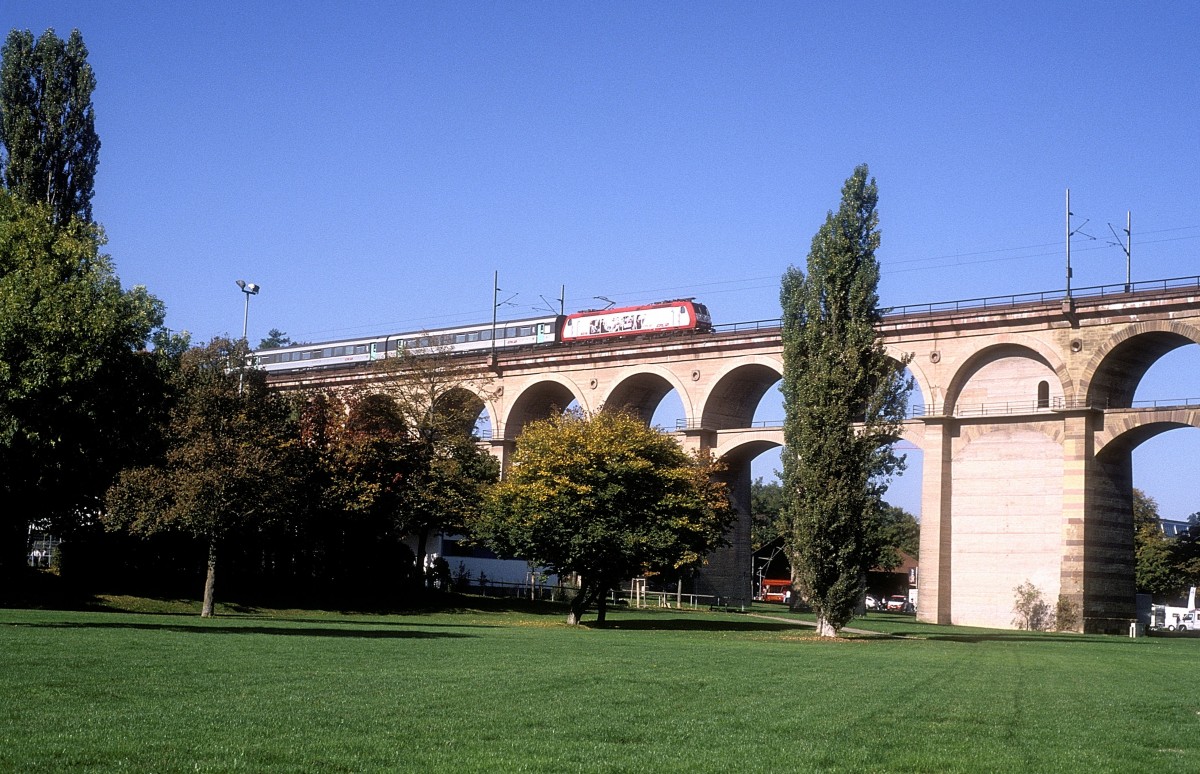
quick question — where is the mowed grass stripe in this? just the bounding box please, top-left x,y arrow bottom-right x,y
2,605 -> 1198,772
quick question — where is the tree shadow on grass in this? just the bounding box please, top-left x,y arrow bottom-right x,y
591,616 -> 808,633
11,620 -> 476,640
888,631 -> 1121,644
235,615 -> 501,630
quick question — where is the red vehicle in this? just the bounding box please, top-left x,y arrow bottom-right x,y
759,579 -> 792,603
562,299 -> 712,342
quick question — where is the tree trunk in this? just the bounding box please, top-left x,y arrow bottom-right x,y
567,578 -> 598,625
816,614 -> 838,638
567,587 -> 588,625
416,526 -> 430,588
201,538 -> 217,618
595,593 -> 608,625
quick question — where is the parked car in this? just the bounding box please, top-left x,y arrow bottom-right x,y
865,595 -> 881,611
886,595 -> 914,613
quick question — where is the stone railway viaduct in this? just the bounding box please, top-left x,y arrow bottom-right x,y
270,278 -> 1200,633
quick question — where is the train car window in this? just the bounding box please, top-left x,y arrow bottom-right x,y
518,326 -> 532,337
481,329 -> 492,341
467,331 -> 480,342
355,345 -> 367,355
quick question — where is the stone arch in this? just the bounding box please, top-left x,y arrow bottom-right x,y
884,345 -> 933,412
699,357 -> 783,430
956,418 -> 1066,449
1080,321 -> 1200,408
944,339 -> 1071,415
433,385 -> 488,438
345,392 -> 405,435
700,435 -> 784,606
499,375 -> 587,439
1079,413 -> 1200,628
1096,409 -> 1200,457
601,365 -> 695,426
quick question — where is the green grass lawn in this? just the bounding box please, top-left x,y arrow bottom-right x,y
2,598 -> 1198,773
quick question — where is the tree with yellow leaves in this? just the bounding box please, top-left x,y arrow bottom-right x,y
472,409 -> 734,625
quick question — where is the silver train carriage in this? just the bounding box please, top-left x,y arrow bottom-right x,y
253,314 -> 563,373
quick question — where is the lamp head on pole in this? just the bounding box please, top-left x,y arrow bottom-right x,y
236,279 -> 260,295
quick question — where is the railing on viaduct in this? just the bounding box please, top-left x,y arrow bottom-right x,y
711,275 -> 1200,333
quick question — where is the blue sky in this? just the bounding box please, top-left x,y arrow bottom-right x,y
7,2 -> 1199,518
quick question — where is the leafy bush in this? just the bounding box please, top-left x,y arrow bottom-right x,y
1013,581 -> 1054,631
1054,594 -> 1080,632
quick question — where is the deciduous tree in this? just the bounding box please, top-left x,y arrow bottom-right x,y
104,338 -> 304,616
779,164 -> 910,636
751,477 -> 785,551
473,409 -> 735,625
361,345 -> 500,578
0,192 -> 164,577
1,28 -> 100,224
872,504 -> 920,570
1133,488 -> 1181,597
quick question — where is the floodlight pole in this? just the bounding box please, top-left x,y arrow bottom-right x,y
235,279 -> 260,392
236,279 -> 260,342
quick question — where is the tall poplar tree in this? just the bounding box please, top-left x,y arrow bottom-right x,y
0,28 -> 100,224
780,164 -> 910,637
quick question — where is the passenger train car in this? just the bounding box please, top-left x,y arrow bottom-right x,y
252,300 -> 710,374
253,315 -> 560,373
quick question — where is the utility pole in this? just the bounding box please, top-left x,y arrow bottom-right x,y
1124,211 -> 1132,291
491,270 -> 498,364
1106,211 -> 1133,292
490,272 -> 517,367
1065,189 -> 1073,299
